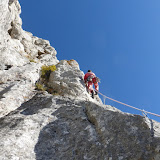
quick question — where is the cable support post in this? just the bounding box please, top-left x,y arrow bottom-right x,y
142,109 -> 150,119
103,97 -> 106,105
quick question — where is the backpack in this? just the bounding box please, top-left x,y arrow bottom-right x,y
95,77 -> 100,83
87,75 -> 94,82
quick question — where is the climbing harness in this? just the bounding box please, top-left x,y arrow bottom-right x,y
87,75 -> 94,82
94,89 -> 160,118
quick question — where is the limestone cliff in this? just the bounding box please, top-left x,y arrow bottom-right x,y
0,0 -> 58,118
0,0 -> 160,160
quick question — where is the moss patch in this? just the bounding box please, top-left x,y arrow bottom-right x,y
35,83 -> 46,91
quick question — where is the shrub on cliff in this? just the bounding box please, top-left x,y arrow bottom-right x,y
36,65 -> 56,91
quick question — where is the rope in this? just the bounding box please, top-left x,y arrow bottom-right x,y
94,89 -> 160,118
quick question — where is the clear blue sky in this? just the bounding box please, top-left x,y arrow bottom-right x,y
19,0 -> 160,121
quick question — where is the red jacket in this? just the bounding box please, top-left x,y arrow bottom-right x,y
84,72 -> 96,83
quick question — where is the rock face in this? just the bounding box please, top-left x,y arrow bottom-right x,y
1,93 -> 160,160
48,60 -> 88,97
0,0 -> 58,69
0,0 -> 58,118
0,0 -> 160,160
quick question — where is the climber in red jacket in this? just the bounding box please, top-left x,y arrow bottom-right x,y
84,70 -> 100,98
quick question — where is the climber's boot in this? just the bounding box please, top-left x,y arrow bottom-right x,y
91,91 -> 94,99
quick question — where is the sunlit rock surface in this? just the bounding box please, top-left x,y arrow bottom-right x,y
0,93 -> 160,160
0,0 -> 58,117
0,0 -> 160,160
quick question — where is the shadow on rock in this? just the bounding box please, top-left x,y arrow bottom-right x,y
18,93 -> 53,115
34,99 -> 160,160
0,84 -> 15,99
34,100 -> 104,160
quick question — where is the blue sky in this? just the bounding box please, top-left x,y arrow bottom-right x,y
19,0 -> 160,121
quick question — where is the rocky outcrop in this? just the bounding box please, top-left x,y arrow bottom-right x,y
0,0 -> 58,69
0,0 -> 58,117
1,0 -> 160,160
0,92 -> 160,160
48,60 -> 90,97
